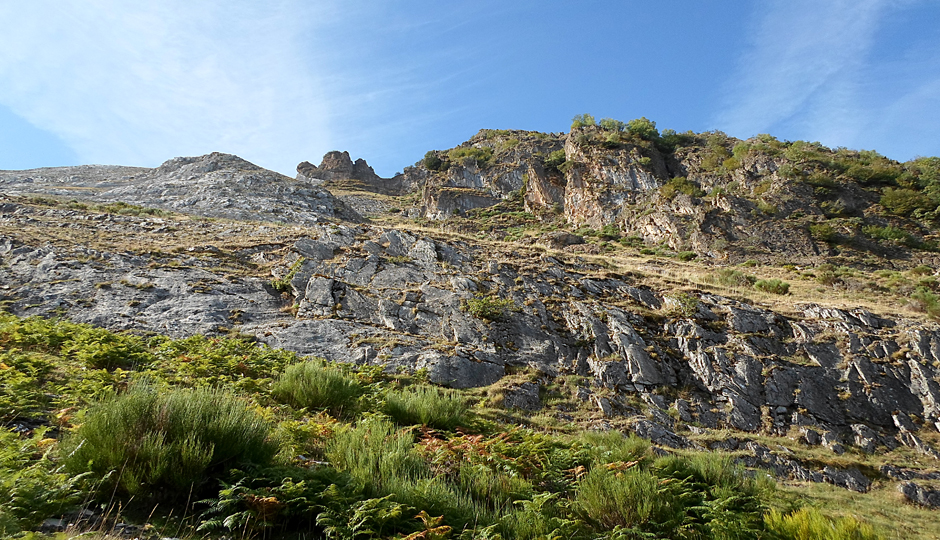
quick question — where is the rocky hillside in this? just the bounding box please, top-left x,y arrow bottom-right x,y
4,123 -> 940,535
0,152 -> 359,224
381,123 -> 940,269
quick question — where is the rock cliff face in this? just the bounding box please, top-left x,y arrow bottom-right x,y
297,151 -> 407,195
4,132 -> 940,491
391,128 -> 939,267
4,193 -> 940,467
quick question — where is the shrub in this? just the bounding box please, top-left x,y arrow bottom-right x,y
273,361 -> 363,417
543,149 -> 567,172
676,251 -> 697,262
63,385 -> 277,496
324,417 -> 427,489
323,418 -> 484,530
665,292 -> 700,318
271,257 -> 306,294
579,431 -> 651,466
598,118 -> 626,132
570,114 -> 596,130
754,279 -> 790,295
880,187 -> 936,216
756,200 -> 778,215
383,385 -> 469,430
657,129 -> 695,152
446,147 -> 494,168
764,507 -> 881,540
808,222 -> 838,243
423,151 -> 445,171
576,467 -> 686,534
465,294 -> 519,321
711,268 -> 756,288
626,117 -> 659,141
862,224 -> 918,247
660,177 -> 705,199
910,286 -> 940,319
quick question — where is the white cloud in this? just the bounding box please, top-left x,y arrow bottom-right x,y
716,0 -> 940,160
716,0 -> 888,142
0,0 -> 335,174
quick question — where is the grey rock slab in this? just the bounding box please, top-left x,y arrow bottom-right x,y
294,238 -> 336,261
502,382 -> 543,411
418,352 -> 504,388
899,482 -> 940,508
823,466 -> 871,492
630,419 -> 692,449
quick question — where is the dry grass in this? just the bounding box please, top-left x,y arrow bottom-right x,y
775,481 -> 940,540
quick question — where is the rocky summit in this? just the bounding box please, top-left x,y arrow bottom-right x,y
4,120 -> 940,537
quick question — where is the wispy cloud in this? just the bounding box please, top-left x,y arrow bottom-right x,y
0,0 -> 336,174
716,0 -> 887,141
716,0 -> 940,160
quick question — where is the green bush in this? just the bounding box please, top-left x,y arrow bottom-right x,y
764,507 -> 882,540
880,187 -> 936,216
576,466 -> 688,534
808,222 -> 838,243
570,113 -> 596,130
323,417 -> 485,530
754,279 -> 790,295
862,224 -> 919,247
598,118 -> 626,132
661,177 -> 705,199
544,149 -> 567,172
711,268 -> 757,288
665,292 -> 700,318
465,294 -> 519,321
447,146 -> 494,168
383,385 -> 469,430
657,129 -> 695,152
579,430 -> 651,466
63,386 -> 277,496
911,286 -> 940,319
423,151 -> 445,171
676,251 -> 697,262
626,117 -> 659,141
273,361 -> 363,417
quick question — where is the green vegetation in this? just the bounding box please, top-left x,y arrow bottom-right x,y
423,150 -> 445,171
544,149 -> 568,172
626,116 -> 660,141
273,360 -> 364,417
447,146 -> 494,168
809,222 -> 838,243
271,256 -> 306,294
0,311 -> 901,539
571,113 -> 597,130
754,278 -> 790,295
710,268 -> 757,288
465,294 -> 519,321
661,176 -> 705,199
763,507 -> 880,540
910,286 -> 940,319
62,385 -> 278,496
383,385 -> 470,430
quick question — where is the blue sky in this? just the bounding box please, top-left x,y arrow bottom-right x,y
1,1 -> 938,177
